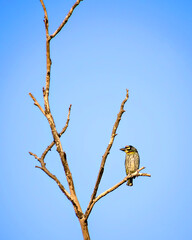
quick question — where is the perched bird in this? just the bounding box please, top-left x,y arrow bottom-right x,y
120,145 -> 140,186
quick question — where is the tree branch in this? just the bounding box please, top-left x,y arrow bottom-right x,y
39,0 -> 48,21
39,0 -> 84,220
30,1 -> 151,238
59,104 -> 72,137
29,151 -> 42,164
85,89 -> 129,219
39,0 -> 51,104
50,0 -> 84,40
85,167 -> 151,219
41,104 -> 72,161
29,151 -> 82,213
29,93 -> 45,115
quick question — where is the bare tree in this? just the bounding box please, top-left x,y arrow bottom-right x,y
29,1 -> 151,239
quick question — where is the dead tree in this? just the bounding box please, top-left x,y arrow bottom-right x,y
29,1 -> 151,239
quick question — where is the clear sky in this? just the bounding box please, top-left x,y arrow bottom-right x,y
1,0 -> 192,239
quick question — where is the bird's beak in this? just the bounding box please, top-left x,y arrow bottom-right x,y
120,148 -> 126,151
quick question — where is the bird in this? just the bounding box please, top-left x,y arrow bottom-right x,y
120,145 -> 140,186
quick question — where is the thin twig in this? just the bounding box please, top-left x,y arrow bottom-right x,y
29,151 -> 41,163
59,104 -> 72,137
85,89 -> 129,219
37,166 -> 73,202
41,104 -> 72,160
40,0 -> 51,103
50,0 -> 84,40
95,167 -> 151,202
85,167 -> 151,219
29,93 -> 45,115
29,151 -> 74,206
39,0 -> 48,20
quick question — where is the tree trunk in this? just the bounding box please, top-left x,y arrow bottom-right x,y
79,219 -> 90,240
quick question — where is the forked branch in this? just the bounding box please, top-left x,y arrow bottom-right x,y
28,151 -> 81,212
29,93 -> 45,115
36,0 -> 84,223
85,167 -> 151,219
85,89 -> 129,219
41,104 -> 72,161
30,1 -> 151,239
50,0 -> 84,39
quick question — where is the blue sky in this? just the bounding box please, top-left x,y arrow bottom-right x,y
1,0 -> 192,239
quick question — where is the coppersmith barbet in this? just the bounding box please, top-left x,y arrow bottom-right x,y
120,145 -> 140,186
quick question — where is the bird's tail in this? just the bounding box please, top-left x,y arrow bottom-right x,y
127,178 -> 133,186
